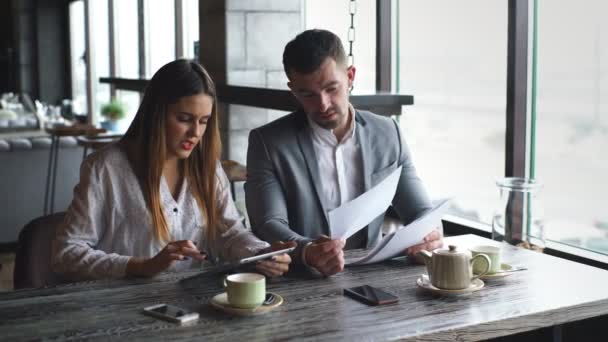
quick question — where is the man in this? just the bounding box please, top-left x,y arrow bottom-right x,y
245,29 -> 442,276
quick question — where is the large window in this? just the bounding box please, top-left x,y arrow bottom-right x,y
396,1 -> 508,224
91,0 -> 110,119
68,0 -> 87,116
534,0 -> 608,254
68,0 -> 200,126
145,0 -> 176,77
181,0 -> 199,59
114,0 -> 139,79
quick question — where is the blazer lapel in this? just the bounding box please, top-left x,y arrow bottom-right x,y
295,112 -> 330,229
354,110 -> 379,247
355,110 -> 373,192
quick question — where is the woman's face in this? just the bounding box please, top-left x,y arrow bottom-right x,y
165,93 -> 213,162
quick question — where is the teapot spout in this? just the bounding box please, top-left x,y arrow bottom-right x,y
416,250 -> 433,271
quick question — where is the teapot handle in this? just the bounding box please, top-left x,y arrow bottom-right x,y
470,253 -> 491,280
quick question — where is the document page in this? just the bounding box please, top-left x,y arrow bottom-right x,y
329,166 -> 402,240
346,199 -> 452,265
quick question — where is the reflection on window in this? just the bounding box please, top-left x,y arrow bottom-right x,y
116,90 -> 140,132
145,0 -> 175,77
115,0 -> 139,78
91,0 -> 110,121
534,0 -> 608,255
305,0 -> 376,93
182,0 -> 199,60
396,0 -> 507,224
69,0 -> 87,115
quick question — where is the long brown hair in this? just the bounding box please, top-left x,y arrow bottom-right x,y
121,59 -> 222,248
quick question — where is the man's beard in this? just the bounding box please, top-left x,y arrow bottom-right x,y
314,109 -> 344,129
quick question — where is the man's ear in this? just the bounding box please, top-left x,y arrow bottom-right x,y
346,65 -> 356,88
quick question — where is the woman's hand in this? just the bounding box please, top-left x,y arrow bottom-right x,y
127,240 -> 206,277
254,241 -> 297,277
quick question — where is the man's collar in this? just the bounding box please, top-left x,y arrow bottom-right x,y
306,104 -> 357,144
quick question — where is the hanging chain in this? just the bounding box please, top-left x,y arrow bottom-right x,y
347,0 -> 356,67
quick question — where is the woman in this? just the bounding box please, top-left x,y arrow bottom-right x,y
52,60 -> 294,281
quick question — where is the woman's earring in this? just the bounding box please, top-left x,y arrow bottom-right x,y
349,84 -> 354,93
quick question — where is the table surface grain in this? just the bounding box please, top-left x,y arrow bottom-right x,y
1,234 -> 608,341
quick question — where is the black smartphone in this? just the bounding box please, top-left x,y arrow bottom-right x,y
343,285 -> 399,306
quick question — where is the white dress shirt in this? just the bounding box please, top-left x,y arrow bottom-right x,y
307,106 -> 366,248
52,143 -> 269,281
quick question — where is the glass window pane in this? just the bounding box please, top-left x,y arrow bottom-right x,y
115,0 -> 139,78
145,0 -> 176,77
182,0 -> 199,60
396,1 -> 507,223
305,0 -> 376,93
69,0 -> 87,116
116,90 -> 140,132
91,0 -> 110,121
535,0 -> 608,254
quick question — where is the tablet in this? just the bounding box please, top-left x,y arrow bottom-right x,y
238,247 -> 296,265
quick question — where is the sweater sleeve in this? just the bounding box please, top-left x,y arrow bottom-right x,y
210,163 -> 270,263
51,158 -> 131,281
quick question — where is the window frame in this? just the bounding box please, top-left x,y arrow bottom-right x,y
70,0 -> 188,124
74,0 -> 608,268
383,0 -> 608,266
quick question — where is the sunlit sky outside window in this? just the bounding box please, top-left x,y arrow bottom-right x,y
91,0 -> 110,121
145,0 -> 175,77
535,0 -> 608,253
69,0 -> 86,116
182,0 -> 199,59
115,0 -> 139,79
396,0 -> 507,225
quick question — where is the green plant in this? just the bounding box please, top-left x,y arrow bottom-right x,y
101,100 -> 126,121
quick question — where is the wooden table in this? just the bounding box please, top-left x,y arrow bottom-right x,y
1,234 -> 608,341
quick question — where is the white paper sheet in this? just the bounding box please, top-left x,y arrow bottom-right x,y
346,198 -> 452,265
328,166 -> 402,240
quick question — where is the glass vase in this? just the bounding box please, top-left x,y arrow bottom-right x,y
492,177 -> 545,251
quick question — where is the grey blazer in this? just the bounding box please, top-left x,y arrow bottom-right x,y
245,109 -> 432,262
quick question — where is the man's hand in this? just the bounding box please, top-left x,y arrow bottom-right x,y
304,235 -> 345,276
403,229 -> 443,264
255,241 -> 297,277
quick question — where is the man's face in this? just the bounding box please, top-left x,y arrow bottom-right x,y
288,58 -> 356,131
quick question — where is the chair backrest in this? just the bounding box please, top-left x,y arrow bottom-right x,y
13,212 -> 66,289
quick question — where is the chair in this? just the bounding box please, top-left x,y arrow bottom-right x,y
221,160 -> 247,200
13,212 -> 67,289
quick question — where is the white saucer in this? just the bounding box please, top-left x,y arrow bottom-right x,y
416,275 -> 484,296
210,292 -> 283,316
477,263 -> 514,280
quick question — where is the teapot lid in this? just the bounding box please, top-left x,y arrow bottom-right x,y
434,245 -> 468,256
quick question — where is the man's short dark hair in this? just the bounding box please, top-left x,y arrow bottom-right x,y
282,29 -> 347,78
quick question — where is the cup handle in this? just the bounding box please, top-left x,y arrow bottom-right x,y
470,253 -> 491,280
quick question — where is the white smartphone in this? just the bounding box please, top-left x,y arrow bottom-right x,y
142,304 -> 199,324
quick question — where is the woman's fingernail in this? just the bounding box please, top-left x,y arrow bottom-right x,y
271,256 -> 277,261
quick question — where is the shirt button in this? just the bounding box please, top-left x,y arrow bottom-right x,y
173,208 -> 178,213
